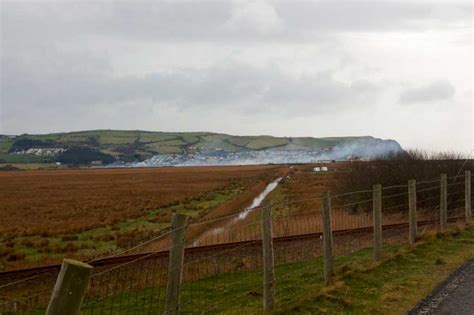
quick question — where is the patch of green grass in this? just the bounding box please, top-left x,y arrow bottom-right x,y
22,133 -> 62,142
246,136 -> 289,150
264,180 -> 300,216
0,138 -> 13,154
145,144 -> 184,154
0,154 -> 53,164
276,227 -> 474,314
137,132 -> 177,143
226,136 -> 289,150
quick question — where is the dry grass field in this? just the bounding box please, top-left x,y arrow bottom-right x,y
0,165 -> 286,269
268,163 -> 350,215
0,166 -> 283,236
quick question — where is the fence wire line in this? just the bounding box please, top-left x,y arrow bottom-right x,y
88,227 -> 177,263
332,189 -> 374,199
415,197 -> 465,214
382,202 -> 410,212
381,183 -> 409,190
0,268 -> 58,290
416,178 -> 441,185
182,240 -> 261,271
91,251 -> 162,279
332,198 -> 373,209
450,148 -> 473,182
381,191 -> 409,199
415,189 -> 466,205
416,185 -> 441,193
446,181 -> 465,187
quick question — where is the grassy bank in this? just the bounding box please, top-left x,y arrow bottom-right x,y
275,226 -> 474,314
77,226 -> 474,314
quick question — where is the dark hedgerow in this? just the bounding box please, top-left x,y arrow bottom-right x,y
340,150 -> 473,214
57,147 -> 115,165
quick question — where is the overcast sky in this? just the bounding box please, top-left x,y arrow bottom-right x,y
1,0 -> 472,153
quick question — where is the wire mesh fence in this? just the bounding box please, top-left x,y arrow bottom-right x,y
0,172 -> 472,314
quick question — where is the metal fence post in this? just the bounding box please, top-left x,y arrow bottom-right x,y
46,259 -> 93,315
466,170 -> 472,223
322,192 -> 333,285
408,179 -> 417,245
440,174 -> 447,232
261,205 -> 275,311
164,213 -> 188,315
373,184 -> 383,261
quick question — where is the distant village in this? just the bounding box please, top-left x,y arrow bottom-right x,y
7,145 -> 368,167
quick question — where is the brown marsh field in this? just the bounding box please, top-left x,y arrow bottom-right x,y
0,165 -> 287,270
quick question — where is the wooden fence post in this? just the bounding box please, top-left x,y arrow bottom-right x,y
46,259 -> 93,315
322,192 -> 333,285
408,179 -> 417,245
466,170 -> 472,223
373,184 -> 383,261
164,213 -> 188,315
440,174 -> 447,232
261,205 -> 275,311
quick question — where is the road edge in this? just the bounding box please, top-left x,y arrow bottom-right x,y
407,257 -> 474,315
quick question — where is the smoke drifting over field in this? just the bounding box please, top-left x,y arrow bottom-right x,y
125,137 -> 402,167
315,138 -> 402,160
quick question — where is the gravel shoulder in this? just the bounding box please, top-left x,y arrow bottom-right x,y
409,258 -> 474,315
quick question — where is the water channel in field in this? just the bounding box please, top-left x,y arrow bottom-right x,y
192,177 -> 283,246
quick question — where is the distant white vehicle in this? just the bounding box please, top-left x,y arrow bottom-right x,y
313,167 -> 321,172
321,166 -> 328,172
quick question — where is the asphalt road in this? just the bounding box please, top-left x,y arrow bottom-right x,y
409,258 -> 474,315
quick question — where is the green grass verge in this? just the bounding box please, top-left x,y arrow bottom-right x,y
276,227 -> 474,315
76,226 -> 474,314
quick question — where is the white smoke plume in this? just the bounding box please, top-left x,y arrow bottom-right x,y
110,137 -> 402,167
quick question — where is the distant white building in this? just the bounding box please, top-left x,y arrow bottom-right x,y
321,166 -> 328,172
313,167 -> 321,172
15,147 -> 66,156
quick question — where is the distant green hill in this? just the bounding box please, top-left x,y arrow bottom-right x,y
0,130 -> 402,165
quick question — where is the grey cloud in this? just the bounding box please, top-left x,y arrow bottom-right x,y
1,41 -> 382,123
2,0 -> 471,45
276,0 -> 472,33
399,80 -> 456,104
1,46 -> 113,110
1,42 -> 382,134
